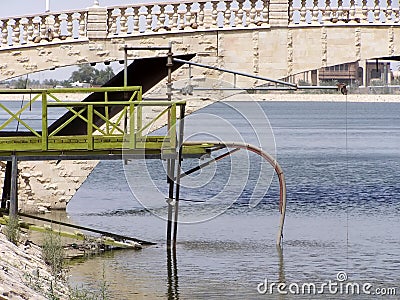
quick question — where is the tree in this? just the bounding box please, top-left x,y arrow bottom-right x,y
69,64 -> 97,84
14,77 -> 29,88
69,64 -> 115,86
94,66 -> 115,85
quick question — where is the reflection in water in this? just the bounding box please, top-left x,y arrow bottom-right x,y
167,248 -> 179,300
277,246 -> 286,300
277,245 -> 285,284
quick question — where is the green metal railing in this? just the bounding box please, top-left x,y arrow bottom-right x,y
0,87 -> 184,155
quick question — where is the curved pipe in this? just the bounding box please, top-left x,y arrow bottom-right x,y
183,141 -> 287,247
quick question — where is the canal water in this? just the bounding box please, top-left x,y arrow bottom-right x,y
65,100 -> 400,299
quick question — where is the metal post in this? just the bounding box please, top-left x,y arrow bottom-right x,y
1,161 -> 12,209
124,45 -> 128,87
172,104 -> 185,249
9,155 -> 18,217
166,158 -> 175,250
166,41 -> 175,249
166,42 -> 173,102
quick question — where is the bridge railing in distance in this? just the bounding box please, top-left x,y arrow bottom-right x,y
290,0 -> 400,25
106,0 -> 270,36
0,87 -> 183,155
0,9 -> 88,48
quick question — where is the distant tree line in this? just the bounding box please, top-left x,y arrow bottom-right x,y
1,64 -> 115,89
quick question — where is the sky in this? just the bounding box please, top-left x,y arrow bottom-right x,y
1,1 -> 135,81
0,1 -> 133,18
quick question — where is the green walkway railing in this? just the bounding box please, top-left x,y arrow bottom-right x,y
0,87 -> 189,157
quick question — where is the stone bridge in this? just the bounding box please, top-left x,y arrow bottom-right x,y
1,0 -> 400,85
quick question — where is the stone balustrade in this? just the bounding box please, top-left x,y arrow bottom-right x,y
106,0 -> 270,36
290,0 -> 400,25
0,0 -> 270,48
0,10 -> 88,48
0,0 -> 399,49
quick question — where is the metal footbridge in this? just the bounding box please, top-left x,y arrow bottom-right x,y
0,52 -> 289,249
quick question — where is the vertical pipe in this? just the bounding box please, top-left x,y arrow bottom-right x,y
9,156 -> 18,217
45,0 -> 50,12
167,41 -> 173,102
166,158 -> 175,250
276,172 -> 287,247
1,161 -> 12,209
172,104 -> 185,249
124,45 -> 128,87
166,41 -> 174,249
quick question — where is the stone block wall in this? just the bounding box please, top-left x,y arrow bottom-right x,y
0,160 -> 97,213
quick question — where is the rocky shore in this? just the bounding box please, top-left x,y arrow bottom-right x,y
0,231 -> 68,299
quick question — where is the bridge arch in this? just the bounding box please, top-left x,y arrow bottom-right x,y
0,0 -> 399,84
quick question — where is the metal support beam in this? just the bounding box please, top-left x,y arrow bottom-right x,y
166,158 -> 176,250
173,58 -> 347,94
172,104 -> 185,249
173,58 -> 297,88
9,155 -> 18,216
1,161 -> 12,209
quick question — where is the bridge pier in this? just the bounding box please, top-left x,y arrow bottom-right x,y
9,155 -> 18,217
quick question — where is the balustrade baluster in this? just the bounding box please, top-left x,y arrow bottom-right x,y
21,18 -> 28,44
394,7 -> 400,23
198,2 -> 205,28
72,13 -> 80,39
244,3 -> 251,26
349,0 -> 356,22
32,18 -> 40,42
374,0 -> 380,22
288,0 -> 294,23
177,5 -> 185,29
300,0 -> 307,23
211,1 -> 219,28
120,8 -> 128,34
231,2 -> 238,27
53,14 -> 60,39
146,6 -> 153,32
386,0 -> 393,22
249,0 -> 257,27
331,2 -> 338,22
107,9 -> 113,35
159,5 -> 167,29
361,0 -> 368,23
312,0 -> 319,23
66,14 -> 73,38
1,20 -> 8,45
323,0 -> 332,23
171,4 -> 179,30
337,0 -> 344,21
12,19 -> 21,45
26,17 -> 34,43
261,0 -> 269,25
185,3 -> 192,29
133,7 -> 140,32
225,1 -> 232,27
236,0 -> 245,27
79,13 -> 86,37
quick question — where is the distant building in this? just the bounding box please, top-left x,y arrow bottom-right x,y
291,60 -> 392,87
71,81 -> 91,88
